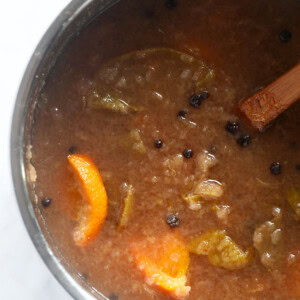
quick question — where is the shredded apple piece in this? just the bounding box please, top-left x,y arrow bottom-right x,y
194,179 -> 223,200
88,48 -> 214,114
88,86 -> 141,113
188,230 -> 252,270
183,180 -> 223,210
253,208 -> 284,270
68,154 -> 108,246
183,193 -> 202,210
118,184 -> 134,230
131,234 -> 190,299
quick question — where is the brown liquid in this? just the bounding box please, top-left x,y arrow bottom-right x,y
31,0 -> 300,299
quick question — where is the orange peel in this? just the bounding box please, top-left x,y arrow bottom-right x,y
132,234 -> 190,299
68,154 -> 108,246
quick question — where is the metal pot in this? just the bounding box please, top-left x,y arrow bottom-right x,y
10,1 -> 118,299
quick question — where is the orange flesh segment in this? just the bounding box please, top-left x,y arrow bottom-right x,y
68,154 -> 108,246
132,234 -> 190,299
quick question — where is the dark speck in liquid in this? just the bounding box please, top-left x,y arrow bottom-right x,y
226,121 -> 240,135
279,29 -> 292,42
166,214 -> 180,227
237,135 -> 251,147
270,162 -> 281,175
189,91 -> 209,108
183,148 -> 193,158
154,139 -> 163,148
177,110 -> 187,120
41,197 -> 52,208
68,146 -> 77,154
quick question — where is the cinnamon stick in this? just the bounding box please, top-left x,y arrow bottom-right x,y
239,63 -> 300,131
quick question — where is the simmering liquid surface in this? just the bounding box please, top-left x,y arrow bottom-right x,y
31,0 -> 300,299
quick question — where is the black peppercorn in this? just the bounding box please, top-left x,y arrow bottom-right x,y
270,162 -> 281,175
177,110 -> 187,120
279,29 -> 292,42
237,135 -> 251,147
226,121 -> 240,135
154,139 -> 163,148
166,214 -> 180,227
41,197 -> 52,208
189,91 -> 209,108
183,149 -> 193,158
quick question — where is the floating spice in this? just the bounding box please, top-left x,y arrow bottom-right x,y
270,162 -> 281,175
166,214 -> 180,228
225,121 -> 240,135
279,29 -> 292,42
237,135 -> 251,147
41,197 -> 52,208
154,139 -> 163,148
189,91 -> 209,108
183,149 -> 193,159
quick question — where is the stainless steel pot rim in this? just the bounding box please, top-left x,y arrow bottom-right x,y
10,1 -> 117,299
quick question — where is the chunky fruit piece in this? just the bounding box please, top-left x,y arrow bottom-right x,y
183,180 -> 223,210
194,180 -> 223,200
253,207 -> 284,270
132,234 -> 190,299
188,230 -> 252,270
68,154 -> 108,246
119,129 -> 147,155
118,184 -> 134,230
188,229 -> 224,255
88,48 -> 214,114
208,236 -> 253,270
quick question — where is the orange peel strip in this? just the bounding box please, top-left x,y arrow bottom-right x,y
132,234 -> 190,299
68,154 -> 108,246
